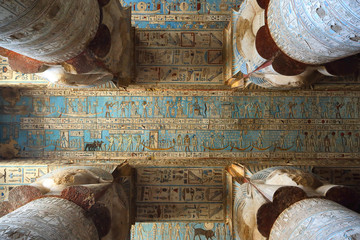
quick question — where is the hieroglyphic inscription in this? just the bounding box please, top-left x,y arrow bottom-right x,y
136,167 -> 224,221
131,222 -> 231,240
2,89 -> 360,162
0,197 -> 98,239
313,167 -> 360,192
0,57 -> 47,85
270,199 -> 360,240
120,0 -> 240,29
135,30 -> 223,84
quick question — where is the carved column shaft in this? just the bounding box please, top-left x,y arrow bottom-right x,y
270,198 -> 360,240
0,197 -> 99,240
226,0 -> 359,88
230,165 -> 360,240
267,0 -> 360,65
0,0 -> 100,63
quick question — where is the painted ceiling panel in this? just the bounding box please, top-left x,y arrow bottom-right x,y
121,0 -> 242,29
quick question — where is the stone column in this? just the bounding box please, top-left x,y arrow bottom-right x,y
0,1 -> 100,63
0,165 -> 134,240
0,197 -> 99,240
0,0 -> 134,86
228,164 -> 360,240
267,0 -> 360,65
225,0 -> 360,89
270,198 -> 360,240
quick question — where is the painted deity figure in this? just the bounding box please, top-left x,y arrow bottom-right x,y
317,132 -> 323,152
176,134 -> 183,151
257,132 -> 264,148
105,102 -> 115,118
142,101 -> 149,118
193,98 -> 202,117
300,101 -> 307,118
149,135 -> 155,149
137,223 -> 144,240
324,135 -> 330,152
184,134 -> 191,152
219,133 -> 225,147
184,224 -> 191,240
335,101 -> 344,119
130,102 -> 139,117
176,101 -> 185,117
331,132 -> 337,151
346,101 -> 354,118
160,223 -> 165,240
340,133 -> 347,152
168,223 -> 173,239
216,223 -> 221,240
117,135 -> 123,151
174,223 -> 181,240
106,135 -> 115,151
309,134 -> 316,152
126,135 -> 133,151
60,132 -> 67,148
239,131 -> 244,148
77,100 -> 84,113
165,101 -> 175,118
209,134 -> 215,148
274,101 -> 282,118
295,134 -> 302,151
311,100 -> 320,118
279,133 -> 286,149
253,101 -> 261,118
192,135 -> 198,151
304,132 -> 309,151
119,101 -> 127,117
288,101 -> 297,118
209,101 -> 218,118
243,102 -> 252,118
135,135 -> 142,151
154,98 -> 162,117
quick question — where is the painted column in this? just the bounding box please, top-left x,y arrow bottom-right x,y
0,165 -> 134,240
0,197 -> 99,240
226,0 -> 359,89
0,0 -> 133,86
267,0 -> 360,64
229,165 -> 360,240
270,198 -> 360,240
0,0 -> 100,63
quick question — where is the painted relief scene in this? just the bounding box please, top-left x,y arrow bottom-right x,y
136,166 -> 224,221
0,0 -> 359,239
131,222 -> 231,240
135,30 -> 224,85
1,89 -> 360,160
121,0 -> 242,29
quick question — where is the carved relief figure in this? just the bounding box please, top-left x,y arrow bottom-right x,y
117,135 -> 124,151
184,134 -> 191,152
335,101 -> 344,119
192,135 -> 198,152
126,135 -> 133,151
106,135 -> 115,151
193,227 -> 215,240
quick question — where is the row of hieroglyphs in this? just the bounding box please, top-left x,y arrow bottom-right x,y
9,95 -> 360,119
131,222 -> 231,240
135,30 -> 223,84
136,167 -> 225,221
9,129 -> 360,153
119,0 -> 240,28
3,90 -> 360,159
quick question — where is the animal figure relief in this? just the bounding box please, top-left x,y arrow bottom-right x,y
84,140 -> 103,151
193,228 -> 215,240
